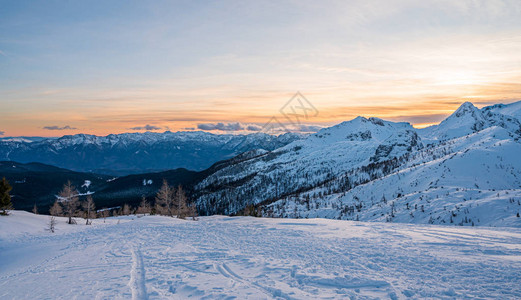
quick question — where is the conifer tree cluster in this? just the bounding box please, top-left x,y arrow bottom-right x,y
0,177 -> 13,215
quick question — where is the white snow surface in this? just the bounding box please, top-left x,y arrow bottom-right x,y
1,211 -> 521,299
265,126 -> 521,227
196,101 -> 521,225
418,101 -> 521,144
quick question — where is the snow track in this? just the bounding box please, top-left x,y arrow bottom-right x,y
1,212 -> 521,299
129,246 -> 148,300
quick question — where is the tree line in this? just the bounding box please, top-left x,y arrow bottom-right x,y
0,177 -> 198,232
48,179 -> 198,222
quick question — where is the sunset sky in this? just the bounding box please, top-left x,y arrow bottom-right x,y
1,0 -> 521,137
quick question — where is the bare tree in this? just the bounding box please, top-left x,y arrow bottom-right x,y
47,216 -> 57,233
155,180 -> 174,217
82,195 -> 96,225
49,200 -> 63,216
100,209 -> 109,223
122,203 -> 131,216
58,181 -> 79,224
175,185 -> 189,219
32,203 -> 38,215
136,196 -> 150,216
187,203 -> 198,221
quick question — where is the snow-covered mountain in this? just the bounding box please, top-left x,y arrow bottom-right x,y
264,126 -> 521,227
418,101 -> 521,144
4,100 -> 521,227
0,131 -> 301,175
195,117 -> 423,214
194,100 -> 521,227
482,100 -> 521,120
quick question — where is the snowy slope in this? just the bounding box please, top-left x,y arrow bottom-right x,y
194,101 -> 521,228
1,212 -> 521,299
482,100 -> 521,120
418,101 -> 521,144
196,117 -> 422,215
264,126 -> 521,227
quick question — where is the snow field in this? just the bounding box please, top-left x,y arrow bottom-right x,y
1,211 -> 521,299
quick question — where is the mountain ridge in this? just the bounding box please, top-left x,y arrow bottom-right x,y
0,131 -> 302,175
192,100 -> 521,228
4,100 -> 521,227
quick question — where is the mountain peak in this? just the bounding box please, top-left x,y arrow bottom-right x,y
418,101 -> 487,142
453,101 -> 480,118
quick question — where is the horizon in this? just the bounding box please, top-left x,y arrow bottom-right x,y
0,99 -> 518,138
2,1 -> 521,137
0,100 -> 521,139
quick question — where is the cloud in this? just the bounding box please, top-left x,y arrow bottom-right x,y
197,122 -> 244,131
0,131 -> 4,136
183,127 -> 195,130
246,125 -> 262,131
43,125 -> 77,130
387,114 -> 449,125
130,124 -> 162,131
295,125 -> 323,132
195,121 -> 323,134
195,121 -> 323,133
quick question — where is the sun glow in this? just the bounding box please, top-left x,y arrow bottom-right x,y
1,1 -> 521,136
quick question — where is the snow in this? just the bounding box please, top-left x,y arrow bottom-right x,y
1,211 -> 521,299
264,126 -> 521,227
419,101 -> 521,145
195,101 -> 521,224
197,116 -> 422,215
483,100 -> 521,120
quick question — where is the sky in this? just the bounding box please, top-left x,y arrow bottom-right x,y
1,0 -> 521,137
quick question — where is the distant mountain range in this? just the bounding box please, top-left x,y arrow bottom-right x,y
0,131 -> 301,175
3,100 -> 521,227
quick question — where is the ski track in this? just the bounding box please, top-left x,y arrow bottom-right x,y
1,214 -> 521,299
129,245 -> 148,300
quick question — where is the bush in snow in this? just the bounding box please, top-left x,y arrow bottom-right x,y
47,216 -> 57,233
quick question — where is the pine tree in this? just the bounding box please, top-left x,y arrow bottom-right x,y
155,180 -> 174,217
82,195 -> 96,225
0,177 -> 13,215
58,181 -> 79,224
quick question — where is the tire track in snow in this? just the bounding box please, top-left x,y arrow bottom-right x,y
129,246 -> 148,300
